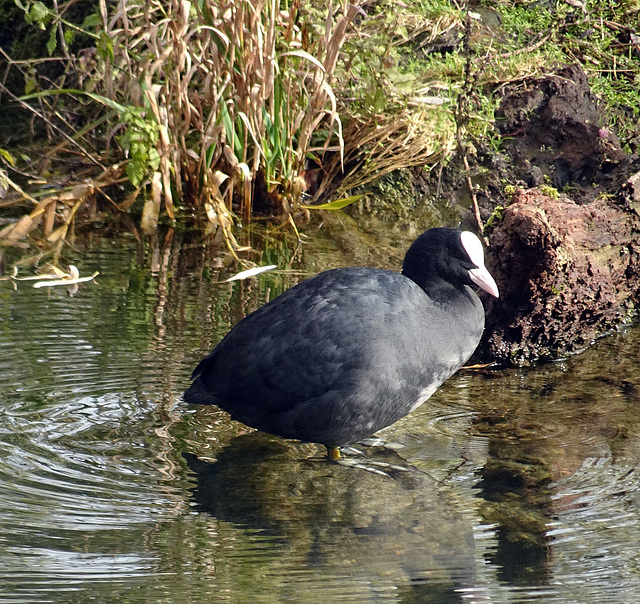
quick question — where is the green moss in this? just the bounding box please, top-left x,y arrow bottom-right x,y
539,185 -> 560,199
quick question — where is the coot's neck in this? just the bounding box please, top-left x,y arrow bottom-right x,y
402,268 -> 472,305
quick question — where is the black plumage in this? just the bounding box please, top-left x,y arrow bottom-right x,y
185,228 -> 499,458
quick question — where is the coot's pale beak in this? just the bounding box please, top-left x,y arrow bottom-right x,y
469,266 -> 499,298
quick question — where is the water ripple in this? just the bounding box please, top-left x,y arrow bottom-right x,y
3,237 -> 640,603
546,457 -> 640,602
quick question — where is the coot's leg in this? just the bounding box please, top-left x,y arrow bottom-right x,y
326,446 -> 341,461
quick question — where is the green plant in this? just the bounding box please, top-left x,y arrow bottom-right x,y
2,0 -> 639,252
485,205 -> 504,229
539,184 -> 559,199
117,107 -> 161,189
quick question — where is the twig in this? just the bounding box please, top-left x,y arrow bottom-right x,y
498,31 -> 552,59
0,81 -> 104,170
455,4 -> 486,241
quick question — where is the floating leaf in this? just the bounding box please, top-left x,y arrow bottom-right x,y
225,265 -> 277,282
33,271 -> 99,289
300,194 -> 363,211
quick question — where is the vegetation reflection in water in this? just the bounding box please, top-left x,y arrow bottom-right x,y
1,226 -> 640,603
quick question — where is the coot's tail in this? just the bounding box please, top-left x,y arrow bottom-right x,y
183,354 -> 217,405
183,377 -> 216,405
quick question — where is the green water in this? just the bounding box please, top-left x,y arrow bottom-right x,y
2,225 -> 640,603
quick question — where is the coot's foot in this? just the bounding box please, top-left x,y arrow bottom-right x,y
326,445 -> 341,461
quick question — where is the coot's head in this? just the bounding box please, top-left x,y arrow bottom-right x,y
402,228 -> 499,298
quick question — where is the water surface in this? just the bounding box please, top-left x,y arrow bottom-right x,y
1,225 -> 640,603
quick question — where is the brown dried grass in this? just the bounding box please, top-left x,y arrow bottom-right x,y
101,0 -> 358,233
0,0 -> 459,250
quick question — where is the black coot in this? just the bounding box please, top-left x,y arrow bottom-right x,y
185,228 -> 499,459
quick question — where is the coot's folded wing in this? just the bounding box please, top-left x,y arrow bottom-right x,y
186,268 -> 416,413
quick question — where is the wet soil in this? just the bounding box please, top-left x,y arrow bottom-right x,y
492,64 -> 634,204
482,65 -> 640,365
407,64 -> 640,365
483,184 -> 640,365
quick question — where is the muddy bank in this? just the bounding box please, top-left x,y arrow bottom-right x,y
492,64 -> 633,203
480,65 -> 640,365
387,64 -> 640,365
484,180 -> 640,365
